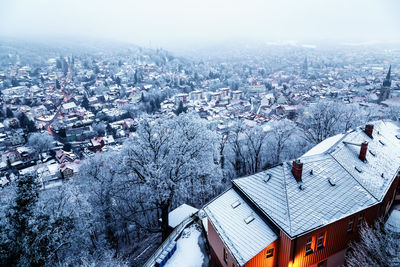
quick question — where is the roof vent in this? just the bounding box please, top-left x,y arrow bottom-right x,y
396,134 -> 400,140
379,140 -> 385,146
355,166 -> 362,173
263,173 -> 272,183
244,215 -> 255,224
381,173 -> 384,178
231,200 -> 241,209
298,181 -> 305,190
309,170 -> 313,175
369,150 -> 376,157
328,178 -> 336,186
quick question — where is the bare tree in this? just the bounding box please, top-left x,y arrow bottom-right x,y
244,126 -> 268,174
266,120 -> 296,164
299,101 -> 345,144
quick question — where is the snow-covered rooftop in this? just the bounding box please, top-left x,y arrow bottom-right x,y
168,204 -> 198,228
62,102 -> 77,110
204,188 -> 278,266
228,120 -> 400,238
386,209 -> 400,233
302,133 -> 344,157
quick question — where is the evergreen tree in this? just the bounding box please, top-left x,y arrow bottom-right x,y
0,175 -> 74,266
174,101 -> 187,115
18,112 -> 29,128
81,95 -> 90,110
56,79 -> 61,89
0,175 -> 39,266
6,108 -> 13,118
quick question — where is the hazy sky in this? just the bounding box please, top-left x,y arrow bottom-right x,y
1,0 -> 399,48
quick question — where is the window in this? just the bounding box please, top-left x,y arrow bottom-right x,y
223,248 -> 228,263
266,248 -> 274,258
317,260 -> 327,267
347,217 -> 354,233
317,232 -> 325,250
305,237 -> 313,255
356,214 -> 364,230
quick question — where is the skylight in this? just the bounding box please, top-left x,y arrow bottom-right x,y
244,215 -> 255,224
231,200 -> 241,209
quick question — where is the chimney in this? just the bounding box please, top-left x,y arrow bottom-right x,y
365,124 -> 374,138
359,141 -> 368,161
292,159 -> 303,181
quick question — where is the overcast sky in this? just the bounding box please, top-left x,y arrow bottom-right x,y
1,0 -> 399,49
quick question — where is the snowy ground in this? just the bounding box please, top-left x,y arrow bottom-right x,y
386,204 -> 400,233
165,224 -> 207,267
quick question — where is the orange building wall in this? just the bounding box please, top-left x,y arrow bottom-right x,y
277,231 -> 294,267
244,239 -> 278,267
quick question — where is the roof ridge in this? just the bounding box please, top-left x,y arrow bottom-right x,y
325,131 -> 350,154
281,163 -> 293,236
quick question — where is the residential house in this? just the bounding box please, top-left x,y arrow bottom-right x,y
60,161 -> 79,179
56,149 -> 76,163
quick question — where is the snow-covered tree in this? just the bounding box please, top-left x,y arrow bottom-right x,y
299,101 -> 344,144
345,220 -> 400,267
119,113 -> 221,240
0,175 -> 73,266
28,132 -> 55,161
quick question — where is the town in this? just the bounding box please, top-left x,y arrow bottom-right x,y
0,38 -> 399,266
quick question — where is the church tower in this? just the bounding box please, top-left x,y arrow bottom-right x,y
379,65 -> 391,102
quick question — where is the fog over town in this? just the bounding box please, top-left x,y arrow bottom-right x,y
0,1 -> 399,267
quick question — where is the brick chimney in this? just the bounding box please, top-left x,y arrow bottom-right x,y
365,124 -> 374,138
292,159 -> 303,181
359,141 -> 368,161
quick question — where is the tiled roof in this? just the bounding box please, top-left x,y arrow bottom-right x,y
204,188 -> 278,266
